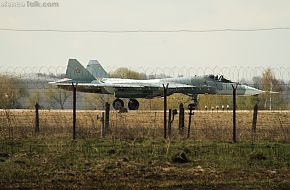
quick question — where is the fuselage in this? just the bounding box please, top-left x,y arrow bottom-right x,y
53,59 -> 265,110
59,75 -> 263,99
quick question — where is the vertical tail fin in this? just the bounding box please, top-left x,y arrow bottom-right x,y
86,60 -> 109,79
66,59 -> 96,82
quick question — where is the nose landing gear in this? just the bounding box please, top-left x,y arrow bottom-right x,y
188,95 -> 198,110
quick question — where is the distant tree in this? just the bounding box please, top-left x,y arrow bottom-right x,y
0,75 -> 28,108
37,72 -> 65,79
110,68 -> 147,79
252,76 -> 262,89
44,87 -> 71,109
27,91 -> 41,109
284,80 -> 290,105
261,68 -> 282,92
148,73 -> 171,79
252,68 -> 285,110
83,94 -> 114,110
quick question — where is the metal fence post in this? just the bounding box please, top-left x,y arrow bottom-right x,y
232,84 -> 238,143
163,83 -> 169,139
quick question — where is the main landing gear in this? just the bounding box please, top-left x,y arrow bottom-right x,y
112,98 -> 124,110
112,98 -> 139,110
128,99 -> 139,110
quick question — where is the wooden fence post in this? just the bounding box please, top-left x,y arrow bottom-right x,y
168,109 -> 172,137
72,83 -> 77,140
252,104 -> 258,144
101,112 -> 105,137
35,103 -> 40,133
105,102 -> 110,129
187,104 -> 195,138
187,103 -> 196,138
179,103 -> 184,134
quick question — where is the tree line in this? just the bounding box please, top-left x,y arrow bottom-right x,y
0,68 -> 289,110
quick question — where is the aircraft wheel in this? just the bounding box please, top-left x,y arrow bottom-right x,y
128,99 -> 139,110
188,103 -> 196,111
189,96 -> 198,110
113,98 -> 124,110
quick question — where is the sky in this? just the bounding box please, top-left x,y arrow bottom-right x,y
0,0 -> 290,79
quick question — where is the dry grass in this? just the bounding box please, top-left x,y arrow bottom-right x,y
0,109 -> 289,142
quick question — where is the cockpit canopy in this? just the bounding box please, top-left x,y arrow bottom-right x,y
207,75 -> 232,83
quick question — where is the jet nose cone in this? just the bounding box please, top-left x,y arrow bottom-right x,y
242,85 -> 264,95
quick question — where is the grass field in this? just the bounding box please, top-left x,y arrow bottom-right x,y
1,138 -> 290,189
0,110 -> 290,189
0,109 -> 289,141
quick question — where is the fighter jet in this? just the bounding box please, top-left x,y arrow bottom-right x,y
50,59 -> 264,110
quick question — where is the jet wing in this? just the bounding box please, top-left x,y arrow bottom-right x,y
54,82 -> 195,89
142,82 -> 195,89
49,78 -> 72,84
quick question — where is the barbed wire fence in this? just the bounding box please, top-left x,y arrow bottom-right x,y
0,66 -> 289,141
1,65 -> 290,80
0,65 -> 289,109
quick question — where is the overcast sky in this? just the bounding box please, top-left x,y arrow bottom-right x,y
0,0 -> 290,77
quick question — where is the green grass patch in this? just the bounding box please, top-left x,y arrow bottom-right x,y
0,138 -> 290,189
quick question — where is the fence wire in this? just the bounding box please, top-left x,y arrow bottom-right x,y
0,110 -> 289,142
0,66 -> 289,141
0,66 -> 289,110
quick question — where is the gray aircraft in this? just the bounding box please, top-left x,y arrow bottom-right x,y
50,59 -> 263,110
